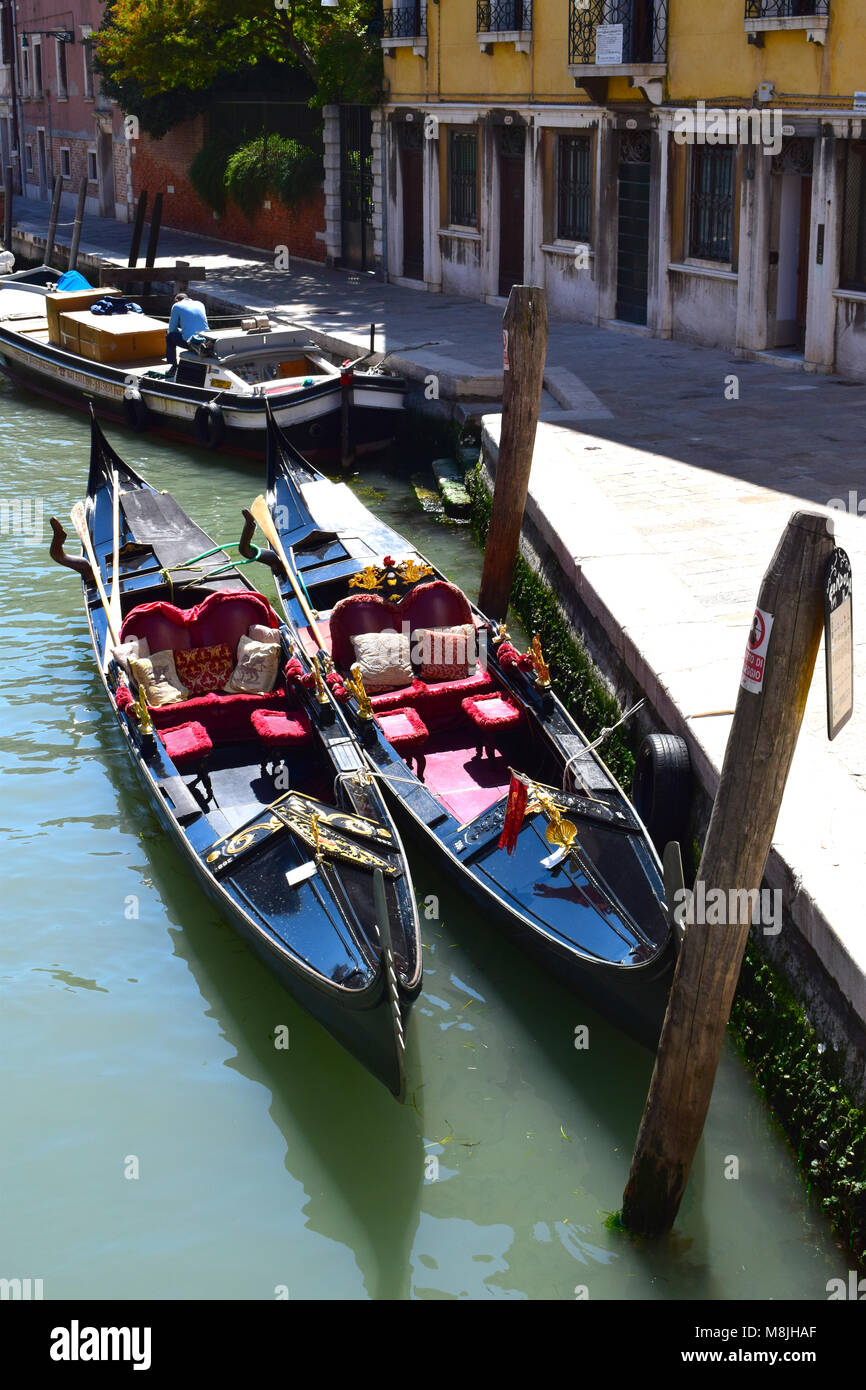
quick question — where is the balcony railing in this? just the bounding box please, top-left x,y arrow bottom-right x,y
381,3 -> 427,40
477,0 -> 533,33
569,0 -> 668,67
744,1 -> 829,16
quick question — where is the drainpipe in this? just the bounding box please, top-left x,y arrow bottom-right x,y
380,107 -> 387,280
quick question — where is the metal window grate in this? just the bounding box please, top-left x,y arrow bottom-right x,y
381,3 -> 427,39
841,143 -> 866,292
557,135 -> 592,241
477,0 -> 533,33
449,130 -> 478,227
744,2 -> 829,18
688,145 -> 734,263
569,0 -> 668,66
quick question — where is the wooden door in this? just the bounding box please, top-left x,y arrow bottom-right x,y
796,175 -> 812,342
498,129 -> 525,299
616,132 -> 651,325
400,133 -> 424,282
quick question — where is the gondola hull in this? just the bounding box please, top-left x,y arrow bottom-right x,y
55,414 -> 421,1096
261,417 -> 675,1048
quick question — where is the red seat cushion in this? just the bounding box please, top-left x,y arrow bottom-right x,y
400,579 -> 473,632
251,708 -> 314,746
158,720 -> 213,765
375,706 -> 429,751
120,589 -> 280,658
328,593 -> 401,670
149,690 -> 288,742
174,642 -> 234,695
369,677 -> 428,713
462,693 -> 523,729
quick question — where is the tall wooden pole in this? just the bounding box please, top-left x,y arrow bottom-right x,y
67,177 -> 87,271
3,166 -> 13,252
478,285 -> 547,619
622,510 -> 836,1236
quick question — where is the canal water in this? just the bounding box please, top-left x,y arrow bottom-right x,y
0,384 -> 842,1300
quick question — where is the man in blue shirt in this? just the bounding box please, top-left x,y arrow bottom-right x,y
166,292 -> 209,367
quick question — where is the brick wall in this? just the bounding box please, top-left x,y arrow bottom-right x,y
132,120 -> 326,263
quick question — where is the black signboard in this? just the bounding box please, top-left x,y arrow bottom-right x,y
824,547 -> 853,741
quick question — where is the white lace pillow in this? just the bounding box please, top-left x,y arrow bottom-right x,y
112,635 -> 150,674
225,635 -> 280,694
350,631 -> 413,692
247,623 -> 281,646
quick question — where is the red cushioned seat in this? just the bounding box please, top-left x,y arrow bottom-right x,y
328,593 -> 401,670
462,692 -> 523,758
148,690 -> 288,743
400,579 -> 473,632
251,708 -> 314,746
375,705 -> 429,776
159,720 -> 213,763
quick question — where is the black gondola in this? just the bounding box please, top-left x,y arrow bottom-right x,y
48,413 -> 421,1098
255,414 -> 676,1046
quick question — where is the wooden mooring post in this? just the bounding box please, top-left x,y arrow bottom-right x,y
477,285 -> 548,620
622,510 -> 836,1236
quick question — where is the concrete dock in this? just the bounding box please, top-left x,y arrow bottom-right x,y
7,199 -> 866,1083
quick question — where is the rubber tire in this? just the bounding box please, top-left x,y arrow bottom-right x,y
123,389 -> 151,433
195,402 -> 226,451
632,733 -> 691,857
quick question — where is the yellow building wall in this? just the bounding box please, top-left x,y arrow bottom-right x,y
386,0 -> 866,109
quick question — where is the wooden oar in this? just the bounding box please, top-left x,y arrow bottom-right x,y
250,494 -> 327,651
69,501 -> 121,652
108,470 -> 122,642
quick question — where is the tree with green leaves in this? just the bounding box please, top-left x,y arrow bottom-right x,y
96,0 -> 383,136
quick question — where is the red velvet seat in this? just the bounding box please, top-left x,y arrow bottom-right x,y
328,593 -> 401,671
400,579 -> 473,632
462,693 -> 524,759
375,706 -> 429,777
251,708 -> 314,777
158,720 -> 214,801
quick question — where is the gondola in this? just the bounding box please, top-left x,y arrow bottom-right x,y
48,412 -> 421,1098
251,413 -> 677,1046
0,276 -> 405,464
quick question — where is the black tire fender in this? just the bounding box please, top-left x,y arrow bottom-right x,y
195,402 -> 227,451
123,388 -> 151,433
632,732 -> 691,856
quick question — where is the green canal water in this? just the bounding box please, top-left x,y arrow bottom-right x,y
0,385 -> 843,1301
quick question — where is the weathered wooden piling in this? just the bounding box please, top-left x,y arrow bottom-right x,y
478,285 -> 548,620
622,510 -> 836,1236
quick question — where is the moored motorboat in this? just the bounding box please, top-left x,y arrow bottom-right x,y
0,277 -> 405,464
251,414 -> 678,1046
48,412 -> 421,1097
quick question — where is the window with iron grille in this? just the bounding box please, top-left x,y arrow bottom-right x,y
744,2 -> 829,17
477,0 -> 532,32
557,135 -> 592,241
688,145 -> 734,262
841,142 -> 866,292
449,129 -> 478,228
60,147 -> 70,178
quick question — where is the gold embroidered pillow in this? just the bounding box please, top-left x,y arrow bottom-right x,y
225,635 -> 280,694
350,631 -> 413,691
129,649 -> 188,707
175,643 -> 234,696
247,623 -> 281,646
412,624 -> 476,682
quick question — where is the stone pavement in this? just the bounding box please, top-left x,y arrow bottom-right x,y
10,197 -> 866,1040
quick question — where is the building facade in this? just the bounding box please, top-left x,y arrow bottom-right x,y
0,0 -> 129,220
379,1 -> 866,378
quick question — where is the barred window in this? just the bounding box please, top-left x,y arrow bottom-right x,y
689,145 -> 734,263
841,142 -> 866,292
557,135 -> 592,242
449,129 -> 478,228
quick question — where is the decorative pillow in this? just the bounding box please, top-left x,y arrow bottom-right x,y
350,630 -> 413,691
129,648 -> 188,707
175,642 -> 234,696
412,624 -> 476,682
225,635 -> 280,694
248,623 -> 281,646
112,635 -> 150,675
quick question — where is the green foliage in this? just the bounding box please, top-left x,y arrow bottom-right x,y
467,465 -> 635,787
730,941 -> 866,1268
222,135 -> 322,219
188,137 -> 233,215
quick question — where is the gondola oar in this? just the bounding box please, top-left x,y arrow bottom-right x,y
108,470 -> 122,642
69,500 -> 120,653
250,494 -> 327,651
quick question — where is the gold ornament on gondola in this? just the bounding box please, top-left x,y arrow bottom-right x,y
347,663 -> 374,720
492,621 -> 510,646
349,564 -> 383,592
136,686 -> 153,735
534,788 -> 577,850
310,652 -> 329,704
348,556 -> 434,595
531,635 -> 551,688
